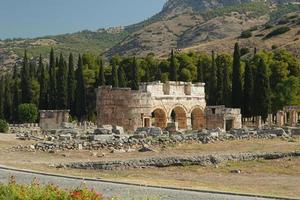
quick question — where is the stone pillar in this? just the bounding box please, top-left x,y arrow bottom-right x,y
187,116 -> 192,130
290,111 -> 297,127
268,114 -> 273,126
276,111 -> 284,127
256,116 -> 262,129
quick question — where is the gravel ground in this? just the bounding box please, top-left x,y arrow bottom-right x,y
0,168 -> 275,200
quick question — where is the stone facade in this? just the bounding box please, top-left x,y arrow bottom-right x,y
205,106 -> 242,131
96,81 -> 241,132
39,110 -> 70,130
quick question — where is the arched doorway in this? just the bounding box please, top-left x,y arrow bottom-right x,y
151,109 -> 167,128
191,108 -> 205,130
171,106 -> 187,129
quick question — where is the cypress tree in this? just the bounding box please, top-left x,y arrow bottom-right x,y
155,66 -> 162,81
0,77 -> 4,119
3,77 -> 12,122
144,66 -> 150,82
223,56 -> 231,107
242,61 -> 254,118
111,61 -> 119,88
254,58 -> 271,121
21,51 -> 32,103
131,57 -> 139,90
169,49 -> 177,81
98,59 -> 106,86
208,51 -> 217,105
118,65 -> 127,87
29,61 -> 36,78
74,55 -> 86,121
38,55 -> 48,110
12,64 -> 19,122
197,59 -> 204,82
48,48 -> 56,109
56,53 -> 68,109
231,43 -> 243,108
215,55 -> 224,105
67,53 -> 76,113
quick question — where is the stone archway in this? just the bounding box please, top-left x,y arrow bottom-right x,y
191,108 -> 205,130
170,106 -> 187,129
151,108 -> 167,128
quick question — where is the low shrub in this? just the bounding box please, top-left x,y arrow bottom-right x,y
240,30 -> 252,38
0,119 -> 9,133
0,176 -> 103,200
264,26 -> 291,39
18,103 -> 38,123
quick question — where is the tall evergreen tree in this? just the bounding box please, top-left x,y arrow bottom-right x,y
131,57 -> 139,90
74,55 -> 87,121
0,77 -> 4,119
118,65 -> 127,87
242,62 -> 254,118
48,48 -> 56,109
3,77 -> 12,122
67,53 -> 76,113
98,59 -> 106,86
21,51 -> 32,103
29,61 -> 36,78
155,65 -> 162,81
231,43 -> 243,108
111,61 -> 119,88
197,59 -> 204,82
38,55 -> 48,110
215,55 -> 224,105
169,49 -> 178,81
254,58 -> 271,121
56,53 -> 68,109
144,66 -> 150,82
12,64 -> 19,122
208,51 -> 217,105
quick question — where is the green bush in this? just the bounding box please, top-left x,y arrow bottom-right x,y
240,30 -> 252,38
0,119 -> 9,133
0,177 -> 103,200
18,103 -> 38,123
264,26 -> 291,39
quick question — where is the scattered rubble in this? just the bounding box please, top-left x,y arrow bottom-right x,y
10,125 -> 298,153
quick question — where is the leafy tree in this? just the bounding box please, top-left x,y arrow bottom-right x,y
75,55 -> 87,121
38,55 -> 48,110
18,103 -> 38,123
169,49 -> 178,81
48,48 -> 56,109
144,65 -> 150,82
67,53 -> 76,113
98,59 -> 106,86
253,58 -> 271,121
242,62 -> 254,118
180,68 -> 192,82
208,51 -> 217,105
232,43 -> 243,108
118,65 -> 127,87
21,51 -> 33,103
131,57 -> 139,90
56,53 -> 68,109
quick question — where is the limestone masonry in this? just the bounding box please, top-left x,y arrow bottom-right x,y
96,81 -> 241,131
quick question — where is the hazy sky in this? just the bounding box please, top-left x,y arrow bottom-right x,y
0,0 -> 166,39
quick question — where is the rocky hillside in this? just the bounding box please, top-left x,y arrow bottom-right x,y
107,0 -> 300,57
0,0 -> 300,72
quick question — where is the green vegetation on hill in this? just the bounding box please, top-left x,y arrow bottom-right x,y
201,2 -> 270,20
269,4 -> 300,23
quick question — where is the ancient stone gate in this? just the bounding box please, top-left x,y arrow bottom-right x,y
96,81 -> 241,132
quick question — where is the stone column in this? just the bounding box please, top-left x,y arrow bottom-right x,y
256,116 -> 262,129
268,114 -> 273,126
187,116 -> 192,130
290,111 -> 297,127
276,111 -> 284,127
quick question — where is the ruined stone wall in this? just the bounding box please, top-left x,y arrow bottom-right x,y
39,110 -> 69,130
96,86 -> 152,132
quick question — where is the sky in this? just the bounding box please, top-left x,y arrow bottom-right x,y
0,0 -> 166,39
